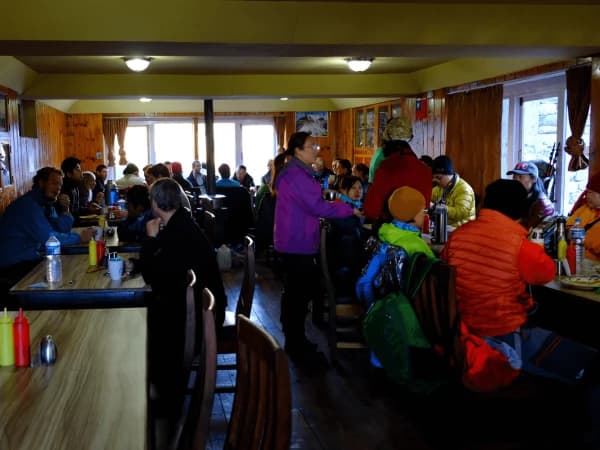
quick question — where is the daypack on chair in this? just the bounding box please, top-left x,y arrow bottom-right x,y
362,252 -> 440,391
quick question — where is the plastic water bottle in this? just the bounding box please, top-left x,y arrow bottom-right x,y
570,218 -> 586,275
107,180 -> 119,206
45,235 -> 62,286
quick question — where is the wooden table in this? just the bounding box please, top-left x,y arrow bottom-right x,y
63,227 -> 142,254
0,308 -> 147,450
9,253 -> 150,309
532,278 -> 600,349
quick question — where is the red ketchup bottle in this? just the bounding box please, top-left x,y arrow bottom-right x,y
423,212 -> 430,234
13,308 -> 30,367
96,239 -> 105,267
567,240 -> 577,274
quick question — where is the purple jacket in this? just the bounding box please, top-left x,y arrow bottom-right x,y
274,157 -> 353,254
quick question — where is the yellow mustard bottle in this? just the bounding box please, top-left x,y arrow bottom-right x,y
557,235 -> 567,261
0,308 -> 15,366
88,236 -> 97,266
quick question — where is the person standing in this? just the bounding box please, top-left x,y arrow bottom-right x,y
273,132 -> 358,358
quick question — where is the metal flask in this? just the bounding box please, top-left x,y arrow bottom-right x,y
431,202 -> 448,244
40,335 -> 58,365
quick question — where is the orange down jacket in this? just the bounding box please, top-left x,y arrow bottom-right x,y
441,208 -> 555,337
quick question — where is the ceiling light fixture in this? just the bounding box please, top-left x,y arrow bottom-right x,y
280,97 -> 289,101
139,97 -> 152,103
123,57 -> 153,72
345,57 -> 374,73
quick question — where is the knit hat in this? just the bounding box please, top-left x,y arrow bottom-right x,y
483,179 -> 527,221
587,172 -> 600,194
506,161 -> 538,178
123,163 -> 139,175
432,155 -> 454,175
387,186 -> 425,223
382,116 -> 413,142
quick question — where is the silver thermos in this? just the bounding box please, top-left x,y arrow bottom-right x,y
431,201 -> 448,244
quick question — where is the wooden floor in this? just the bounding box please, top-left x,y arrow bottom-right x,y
206,257 -> 592,450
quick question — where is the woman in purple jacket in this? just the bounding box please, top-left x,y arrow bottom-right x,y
274,132 -> 358,358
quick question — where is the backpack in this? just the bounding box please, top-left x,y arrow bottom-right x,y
362,251 -> 441,391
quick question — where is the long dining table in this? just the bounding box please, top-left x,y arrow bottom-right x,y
0,308 -> 147,450
62,226 -> 142,254
9,253 -> 150,309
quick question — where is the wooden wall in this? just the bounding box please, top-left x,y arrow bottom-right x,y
0,89 -> 68,215
65,114 -> 104,171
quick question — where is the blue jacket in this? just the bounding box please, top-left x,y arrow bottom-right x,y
0,189 -> 81,268
274,157 -> 352,254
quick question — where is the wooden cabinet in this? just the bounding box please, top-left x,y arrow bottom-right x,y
353,101 -> 404,153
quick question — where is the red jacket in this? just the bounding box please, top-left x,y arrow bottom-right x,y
363,151 -> 432,221
441,208 -> 555,337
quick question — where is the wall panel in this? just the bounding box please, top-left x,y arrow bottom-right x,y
66,114 -> 104,171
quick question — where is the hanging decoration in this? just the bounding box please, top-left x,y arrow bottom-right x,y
415,98 -> 428,121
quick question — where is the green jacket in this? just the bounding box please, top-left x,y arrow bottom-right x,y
368,147 -> 385,182
431,175 -> 476,227
378,223 -> 435,259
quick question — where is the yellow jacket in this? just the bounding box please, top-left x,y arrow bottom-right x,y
566,204 -> 600,261
432,175 -> 476,227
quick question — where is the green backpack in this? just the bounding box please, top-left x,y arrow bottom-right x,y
363,252 -> 441,391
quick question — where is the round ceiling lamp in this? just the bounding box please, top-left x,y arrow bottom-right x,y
345,57 -> 374,72
123,57 -> 153,72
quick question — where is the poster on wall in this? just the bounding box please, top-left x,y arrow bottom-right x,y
295,112 -> 328,137
415,98 -> 428,121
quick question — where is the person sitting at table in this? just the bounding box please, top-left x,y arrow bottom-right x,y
138,178 -> 227,430
116,163 -> 146,189
0,167 -> 94,291
351,162 -> 370,199
60,156 -> 83,216
567,171 -> 600,262
171,161 -> 193,192
116,185 -> 152,242
148,163 -> 191,210
186,160 -> 207,194
507,161 -> 554,229
431,155 -> 476,227
233,164 -> 255,190
217,163 -> 241,187
79,171 -> 103,215
93,164 -> 107,198
441,179 -> 598,396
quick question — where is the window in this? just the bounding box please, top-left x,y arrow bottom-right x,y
111,117 -> 276,183
502,74 -> 591,215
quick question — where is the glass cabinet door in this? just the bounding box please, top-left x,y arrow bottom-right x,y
366,108 -> 375,148
378,106 -> 389,147
355,109 -> 364,147
391,103 -> 402,118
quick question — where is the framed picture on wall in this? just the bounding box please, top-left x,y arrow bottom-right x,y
0,94 -> 8,132
295,111 -> 328,137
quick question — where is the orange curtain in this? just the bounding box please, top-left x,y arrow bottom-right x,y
102,118 -> 117,167
565,65 -> 591,171
114,118 -> 129,165
274,115 -> 286,152
445,85 -> 503,201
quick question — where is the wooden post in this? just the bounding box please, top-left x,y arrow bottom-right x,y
204,99 -> 216,195
590,58 -> 600,176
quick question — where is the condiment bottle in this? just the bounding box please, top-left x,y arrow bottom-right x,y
88,236 -> 97,266
0,308 -> 15,366
96,239 -> 105,267
567,241 -> 577,274
13,308 -> 30,367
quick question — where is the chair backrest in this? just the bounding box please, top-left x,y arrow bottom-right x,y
183,269 -> 197,372
170,287 -> 217,450
411,258 -> 462,371
202,210 -> 217,248
225,315 -> 291,450
235,235 -> 256,319
215,186 -> 255,244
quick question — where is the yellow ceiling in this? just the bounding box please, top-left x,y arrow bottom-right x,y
0,0 -> 599,112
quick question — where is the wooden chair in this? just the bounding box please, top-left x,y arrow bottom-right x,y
216,235 -> 256,392
169,286 -> 217,450
224,315 -> 291,450
319,219 -> 366,364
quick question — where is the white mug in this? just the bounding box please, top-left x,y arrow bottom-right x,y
108,257 -> 123,281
